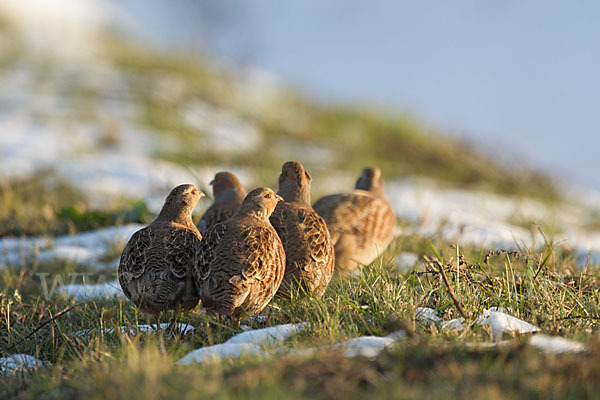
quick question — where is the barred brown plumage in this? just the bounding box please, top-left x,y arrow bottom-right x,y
118,184 -> 204,315
270,161 -> 335,298
313,167 -> 396,274
193,187 -> 285,323
197,171 -> 246,236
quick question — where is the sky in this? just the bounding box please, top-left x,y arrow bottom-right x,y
115,0 -> 600,189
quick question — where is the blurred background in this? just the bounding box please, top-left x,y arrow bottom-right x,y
0,0 -> 598,237
117,0 -> 600,188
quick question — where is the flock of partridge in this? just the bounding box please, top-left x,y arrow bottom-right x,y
118,161 -> 396,324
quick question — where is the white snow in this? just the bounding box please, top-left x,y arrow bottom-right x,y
225,323 -> 309,346
467,335 -> 586,355
176,323 -> 309,365
529,334 -> 586,354
415,307 -> 442,324
386,179 -> 600,266
177,343 -> 263,365
387,179 -> 543,249
182,100 -> 263,155
0,354 -> 45,375
417,307 -> 585,353
476,309 -> 539,339
415,308 -> 464,332
0,224 -> 143,271
337,336 -> 396,359
58,279 -> 123,301
440,318 -> 465,332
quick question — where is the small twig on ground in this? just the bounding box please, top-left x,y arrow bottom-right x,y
4,303 -> 81,355
484,249 -> 531,267
424,256 -> 467,320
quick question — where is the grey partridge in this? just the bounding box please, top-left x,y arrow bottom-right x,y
118,184 -> 204,314
193,187 -> 285,322
313,168 -> 396,273
197,171 -> 246,236
270,161 -> 334,298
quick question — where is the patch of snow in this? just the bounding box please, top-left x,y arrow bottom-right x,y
337,336 -> 396,359
476,309 -> 539,339
176,343 -> 263,365
37,246 -> 104,265
387,179 -> 544,248
176,323 -> 309,365
0,354 -> 45,375
225,323 -> 309,347
529,334 -> 586,354
386,179 -> 600,266
182,100 -> 262,155
415,307 -> 441,324
0,224 -> 143,270
386,329 -> 407,341
440,318 -> 465,332
466,335 -> 586,355
58,279 -> 123,301
416,308 -> 464,332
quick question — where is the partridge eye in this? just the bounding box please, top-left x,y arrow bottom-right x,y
265,193 -> 272,199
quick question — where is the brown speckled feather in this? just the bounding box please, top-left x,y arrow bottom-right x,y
197,172 -> 246,236
197,203 -> 238,236
270,203 -> 334,297
270,161 -> 334,297
313,168 -> 396,273
118,184 -> 204,314
194,187 -> 285,319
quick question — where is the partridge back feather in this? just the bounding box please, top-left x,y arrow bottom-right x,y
270,202 -> 334,297
118,184 -> 203,314
197,171 -> 246,235
194,187 -> 285,319
197,203 -> 238,236
270,161 -> 335,297
313,168 -> 396,273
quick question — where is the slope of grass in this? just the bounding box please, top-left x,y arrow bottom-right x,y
104,40 -> 559,202
1,236 -> 599,399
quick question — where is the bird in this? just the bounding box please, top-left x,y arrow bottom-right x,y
269,161 -> 335,298
118,184 -> 204,315
313,167 -> 396,274
197,171 -> 246,236
193,187 -> 286,324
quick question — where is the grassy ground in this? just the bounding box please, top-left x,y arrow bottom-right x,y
0,26 -> 596,399
0,173 -> 152,238
1,229 -> 599,399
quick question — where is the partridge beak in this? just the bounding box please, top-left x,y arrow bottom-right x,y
276,195 -> 284,202
199,191 -> 206,198
209,179 -> 215,185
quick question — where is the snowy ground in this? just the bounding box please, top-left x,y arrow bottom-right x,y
388,179 -> 600,266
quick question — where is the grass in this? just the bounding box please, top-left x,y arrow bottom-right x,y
1,232 -> 600,398
0,172 -> 153,237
